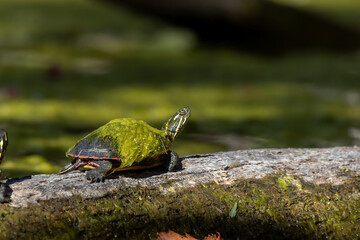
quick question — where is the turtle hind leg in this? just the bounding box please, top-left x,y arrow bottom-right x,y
86,160 -> 112,183
163,151 -> 179,172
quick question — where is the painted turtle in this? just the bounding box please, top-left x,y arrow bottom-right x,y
0,129 -> 8,202
59,107 -> 191,182
0,130 -> 8,166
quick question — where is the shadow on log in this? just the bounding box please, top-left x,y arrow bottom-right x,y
101,0 -> 360,54
0,147 -> 359,239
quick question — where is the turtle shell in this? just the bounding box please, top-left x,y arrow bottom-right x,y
66,118 -> 172,169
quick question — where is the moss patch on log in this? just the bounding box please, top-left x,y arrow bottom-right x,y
0,174 -> 359,239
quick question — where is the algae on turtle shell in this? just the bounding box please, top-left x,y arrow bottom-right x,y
66,118 -> 171,168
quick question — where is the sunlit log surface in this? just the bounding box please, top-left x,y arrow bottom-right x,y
2,146 -> 359,207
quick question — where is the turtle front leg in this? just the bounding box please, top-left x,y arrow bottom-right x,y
163,151 -> 179,172
85,160 -> 112,183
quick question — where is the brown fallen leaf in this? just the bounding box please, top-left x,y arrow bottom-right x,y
157,230 -> 220,240
157,230 -> 196,240
204,232 -> 220,240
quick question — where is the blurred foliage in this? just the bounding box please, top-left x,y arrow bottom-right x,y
271,0 -> 360,26
0,0 -> 359,177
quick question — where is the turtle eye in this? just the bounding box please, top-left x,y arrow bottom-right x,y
178,107 -> 190,116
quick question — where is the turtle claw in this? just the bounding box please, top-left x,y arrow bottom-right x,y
85,170 -> 104,183
84,160 -> 112,183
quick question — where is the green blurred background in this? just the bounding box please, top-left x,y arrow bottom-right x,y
0,0 -> 359,178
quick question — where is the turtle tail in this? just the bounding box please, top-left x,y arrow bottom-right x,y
58,159 -> 82,174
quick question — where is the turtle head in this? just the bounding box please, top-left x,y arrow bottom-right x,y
162,107 -> 191,141
0,129 -> 8,163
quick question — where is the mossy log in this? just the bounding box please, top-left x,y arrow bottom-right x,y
0,147 -> 360,239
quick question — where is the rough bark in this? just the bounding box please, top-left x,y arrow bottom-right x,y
0,147 -> 359,239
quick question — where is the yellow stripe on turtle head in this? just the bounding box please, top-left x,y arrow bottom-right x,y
161,107 -> 191,141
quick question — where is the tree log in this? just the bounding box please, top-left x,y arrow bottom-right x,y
0,147 -> 359,239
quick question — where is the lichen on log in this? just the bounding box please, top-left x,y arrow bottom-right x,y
0,147 -> 359,239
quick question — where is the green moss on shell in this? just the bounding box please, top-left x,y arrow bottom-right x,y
66,118 -> 171,168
